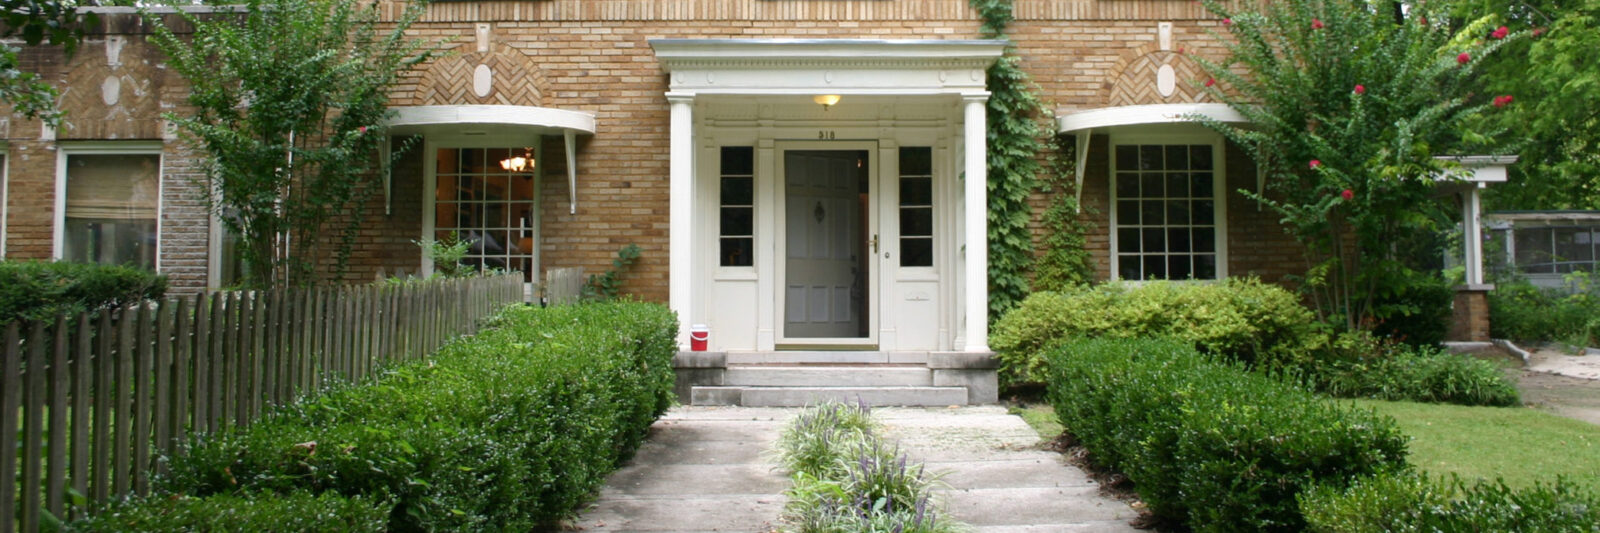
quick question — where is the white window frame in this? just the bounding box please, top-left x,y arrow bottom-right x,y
54,141 -> 166,270
1107,131 -> 1229,281
419,135 -> 543,280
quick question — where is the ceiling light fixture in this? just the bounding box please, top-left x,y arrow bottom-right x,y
813,94 -> 841,111
499,147 -> 535,173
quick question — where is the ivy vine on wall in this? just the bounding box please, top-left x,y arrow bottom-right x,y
970,0 -> 1048,321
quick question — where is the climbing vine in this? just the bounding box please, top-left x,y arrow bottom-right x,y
970,0 -> 1047,321
1033,134 -> 1098,292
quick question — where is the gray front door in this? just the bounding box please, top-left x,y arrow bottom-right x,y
783,150 -> 870,339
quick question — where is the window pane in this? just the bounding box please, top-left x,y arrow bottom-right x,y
1143,228 -> 1166,253
1140,145 -> 1164,170
1141,174 -> 1164,199
63,153 -> 160,270
722,177 -> 753,206
1143,255 -> 1167,280
1168,228 -> 1191,252
721,207 -> 753,236
1116,145 -> 1138,170
721,146 -> 753,175
721,238 -> 753,267
1166,172 -> 1190,198
1141,200 -> 1164,225
1117,200 -> 1139,226
1169,255 -> 1193,279
1194,227 -> 1216,252
1119,228 -> 1142,253
1193,200 -> 1215,225
1190,145 -> 1213,170
1116,173 -> 1140,198
1193,172 -> 1214,196
1514,228 -> 1554,270
1166,146 -> 1189,170
1195,254 -> 1218,279
900,208 -> 933,237
899,147 -> 932,176
1167,200 -> 1190,225
901,238 -> 933,267
1555,227 -> 1594,263
900,177 -> 932,206
1118,255 -> 1141,280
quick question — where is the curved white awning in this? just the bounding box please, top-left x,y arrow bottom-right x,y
384,105 -> 597,215
1056,103 -> 1247,133
385,105 -> 596,137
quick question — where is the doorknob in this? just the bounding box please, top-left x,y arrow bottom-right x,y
870,234 -> 879,254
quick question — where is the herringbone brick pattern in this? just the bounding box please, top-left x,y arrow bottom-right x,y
1107,51 -> 1212,107
412,43 -> 547,107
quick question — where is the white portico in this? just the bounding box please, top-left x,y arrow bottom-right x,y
651,39 -> 1005,355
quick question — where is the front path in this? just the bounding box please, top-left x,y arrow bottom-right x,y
572,406 -> 1138,532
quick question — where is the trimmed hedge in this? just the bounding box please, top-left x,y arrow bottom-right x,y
67,491 -> 388,532
1046,337 -> 1408,532
1301,472 -> 1600,532
77,302 -> 677,531
1314,332 -> 1519,407
992,278 -> 1322,386
0,260 -> 167,324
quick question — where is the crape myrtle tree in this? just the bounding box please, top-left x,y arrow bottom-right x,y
1455,0 -> 1600,210
1192,0 -> 1522,333
147,0 -> 436,288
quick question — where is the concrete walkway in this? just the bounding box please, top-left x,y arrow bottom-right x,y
572,406 -> 1138,532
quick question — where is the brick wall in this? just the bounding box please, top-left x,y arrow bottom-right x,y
5,2 -> 1308,301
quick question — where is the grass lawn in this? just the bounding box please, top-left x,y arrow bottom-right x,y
1351,399 -> 1600,492
1015,399 -> 1600,492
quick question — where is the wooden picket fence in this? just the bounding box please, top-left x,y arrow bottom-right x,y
0,274 -> 524,531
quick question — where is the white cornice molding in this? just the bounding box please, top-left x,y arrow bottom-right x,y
650,38 -> 1008,94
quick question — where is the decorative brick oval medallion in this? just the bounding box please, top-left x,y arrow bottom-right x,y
472,64 -> 493,98
101,75 -> 120,106
1157,64 -> 1177,97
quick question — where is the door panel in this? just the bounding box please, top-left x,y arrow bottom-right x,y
784,150 -> 868,339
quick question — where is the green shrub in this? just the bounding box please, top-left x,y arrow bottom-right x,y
68,491 -> 388,532
0,260 -> 167,324
1301,472 -> 1600,533
1367,270 -> 1454,347
1314,331 -> 1520,406
992,278 -> 1323,386
158,302 -> 677,531
1046,337 -> 1408,532
1489,275 -> 1600,347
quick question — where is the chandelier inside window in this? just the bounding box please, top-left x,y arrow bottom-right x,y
499,148 -> 535,172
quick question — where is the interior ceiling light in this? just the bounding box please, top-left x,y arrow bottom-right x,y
499,147 -> 535,172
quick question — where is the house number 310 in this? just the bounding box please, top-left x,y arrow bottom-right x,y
817,130 -> 836,140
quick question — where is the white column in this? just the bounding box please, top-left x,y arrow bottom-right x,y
1464,186 -> 1485,286
962,95 -> 990,352
668,92 -> 695,348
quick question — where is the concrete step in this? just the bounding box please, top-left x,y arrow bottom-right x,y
726,351 -> 929,365
692,386 -> 969,407
723,366 -> 933,387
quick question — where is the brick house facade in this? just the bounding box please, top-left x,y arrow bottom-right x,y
4,0 -> 1345,352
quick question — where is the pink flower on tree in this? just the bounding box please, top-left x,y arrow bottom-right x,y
1533,27 -> 1546,37
357,126 -> 368,134
1493,95 -> 1514,107
1223,18 -> 1233,26
1354,84 -> 1366,95
1309,159 -> 1322,169
1491,26 -> 1509,39
1312,18 -> 1324,30
1457,52 -> 1471,64
1204,78 -> 1216,87
1341,189 -> 1354,201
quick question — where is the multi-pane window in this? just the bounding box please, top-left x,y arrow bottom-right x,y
63,152 -> 161,270
433,148 -> 537,281
720,147 -> 754,267
1509,226 -> 1599,274
898,147 -> 934,267
1113,144 -> 1218,280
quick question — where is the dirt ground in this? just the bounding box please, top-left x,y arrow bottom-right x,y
1474,344 -> 1600,426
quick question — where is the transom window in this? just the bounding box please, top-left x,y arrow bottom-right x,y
1112,143 -> 1219,280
